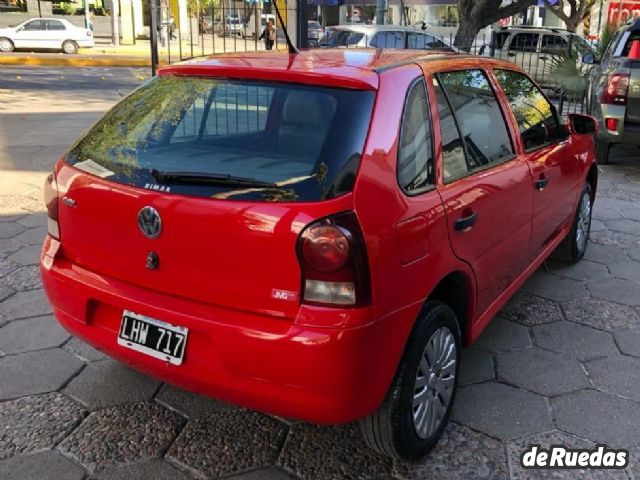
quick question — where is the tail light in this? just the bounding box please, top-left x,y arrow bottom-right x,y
629,39 -> 640,59
44,173 -> 60,240
605,117 -> 619,132
297,211 -> 371,307
601,74 -> 630,106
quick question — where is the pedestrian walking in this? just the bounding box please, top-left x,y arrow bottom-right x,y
259,20 -> 276,51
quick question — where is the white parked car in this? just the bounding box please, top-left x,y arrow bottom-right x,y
0,18 -> 94,54
318,25 -> 458,52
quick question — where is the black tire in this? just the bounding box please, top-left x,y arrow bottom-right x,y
359,301 -> 461,461
62,40 -> 78,54
596,139 -> 610,165
0,37 -> 14,52
551,182 -> 592,263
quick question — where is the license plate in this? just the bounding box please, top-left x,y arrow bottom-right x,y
117,311 -> 188,365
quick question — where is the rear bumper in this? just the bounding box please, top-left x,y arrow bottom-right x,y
40,236 -> 411,424
595,104 -> 640,145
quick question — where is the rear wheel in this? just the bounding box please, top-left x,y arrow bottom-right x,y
62,40 -> 78,54
359,301 -> 461,460
0,37 -> 14,52
551,182 -> 592,263
596,139 -> 610,165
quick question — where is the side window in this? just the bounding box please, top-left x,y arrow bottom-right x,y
23,20 -> 46,31
437,69 -> 515,174
371,31 -> 404,48
47,20 -> 66,31
509,33 -> 540,52
494,69 -> 561,152
397,79 -> 434,194
493,32 -> 510,49
433,79 -> 468,182
541,34 -> 568,54
408,33 -> 453,52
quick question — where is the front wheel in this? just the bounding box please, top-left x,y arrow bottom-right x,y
596,139 -> 610,165
62,40 -> 78,54
551,182 -> 592,263
359,301 -> 461,460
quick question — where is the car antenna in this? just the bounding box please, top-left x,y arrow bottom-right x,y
272,0 -> 298,54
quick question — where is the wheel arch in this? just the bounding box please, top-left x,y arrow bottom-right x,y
586,162 -> 598,202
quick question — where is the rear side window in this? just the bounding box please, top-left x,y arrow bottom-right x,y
319,29 -> 363,47
492,32 -> 509,49
509,33 -> 539,52
371,31 -> 404,48
541,34 -> 568,54
47,20 -> 66,31
433,80 -> 468,182
397,79 -> 433,194
407,33 -> 453,51
436,69 -> 514,177
494,69 -> 561,152
64,77 -> 375,202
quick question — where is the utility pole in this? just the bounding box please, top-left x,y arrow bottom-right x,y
84,0 -> 90,30
376,0 -> 385,24
111,0 -> 120,45
149,0 -> 159,75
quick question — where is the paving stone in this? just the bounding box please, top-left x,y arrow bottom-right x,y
613,328 -> 640,357
584,243 -> 630,264
592,205 -> 622,221
497,347 -> 590,396
546,260 -> 612,282
7,244 -> 40,266
227,467 -> 298,480
0,222 -> 26,239
507,430 -> 628,480
498,292 -> 563,327
532,321 -> 619,361
0,315 -> 69,355
563,297 -> 640,331
65,360 -> 161,409
169,410 -> 288,479
0,238 -> 20,258
459,347 -> 494,386
155,384 -> 234,418
609,261 -> 640,282
452,382 -> 553,442
0,348 -> 84,400
587,278 -> 640,306
621,208 -> 640,222
627,446 -> 640,479
0,288 -> 51,320
607,219 -> 640,236
17,212 -> 47,228
62,336 -> 108,362
552,390 -> 640,448
523,272 -> 590,302
0,284 -> 15,302
12,226 -> 47,246
0,450 -> 86,480
0,211 -> 28,223
3,265 -> 40,291
0,393 -> 86,459
629,247 -> 640,262
586,355 -> 640,403
59,402 -> 183,473
473,318 -> 532,353
277,423 -> 390,480
589,219 -> 606,232
94,459 -> 191,480
0,258 -> 19,278
590,230 -> 640,249
393,423 -> 508,480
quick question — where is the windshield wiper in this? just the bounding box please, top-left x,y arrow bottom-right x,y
150,169 -> 277,188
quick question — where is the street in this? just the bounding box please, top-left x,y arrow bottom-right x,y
1,66 -> 640,480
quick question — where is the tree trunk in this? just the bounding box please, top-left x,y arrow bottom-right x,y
564,18 -> 579,32
455,17 -> 482,51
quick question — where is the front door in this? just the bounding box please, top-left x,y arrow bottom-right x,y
494,69 -> 580,256
430,69 -> 533,315
12,19 -> 47,49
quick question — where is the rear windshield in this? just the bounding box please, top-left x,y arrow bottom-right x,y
64,76 -> 375,202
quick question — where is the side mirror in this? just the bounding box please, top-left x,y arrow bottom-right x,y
582,52 -> 596,64
568,113 -> 598,135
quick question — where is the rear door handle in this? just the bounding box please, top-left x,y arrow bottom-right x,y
454,212 -> 477,232
535,177 -> 549,190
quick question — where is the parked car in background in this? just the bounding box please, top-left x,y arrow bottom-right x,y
201,15 -> 214,34
0,17 -> 93,54
308,20 -> 323,47
317,25 -> 457,51
585,17 -> 640,164
41,49 -> 597,462
217,16 -> 243,37
486,26 -> 596,86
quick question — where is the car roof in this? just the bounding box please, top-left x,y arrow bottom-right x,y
159,49 -> 521,90
498,25 -> 572,35
328,24 -> 424,33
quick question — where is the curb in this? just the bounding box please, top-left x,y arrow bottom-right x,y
0,55 -> 165,68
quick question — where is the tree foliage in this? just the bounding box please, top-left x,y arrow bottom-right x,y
542,0 -> 596,33
455,0 -> 537,50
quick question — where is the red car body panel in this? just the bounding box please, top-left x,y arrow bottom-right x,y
40,50 -> 597,424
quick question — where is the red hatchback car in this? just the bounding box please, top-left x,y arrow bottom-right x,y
41,50 -> 598,460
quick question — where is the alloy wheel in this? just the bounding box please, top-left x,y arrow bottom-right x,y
576,190 -> 591,254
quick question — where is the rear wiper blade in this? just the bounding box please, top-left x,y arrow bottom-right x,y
150,169 -> 277,188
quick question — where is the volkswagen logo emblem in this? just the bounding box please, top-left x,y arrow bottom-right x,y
137,206 -> 162,239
